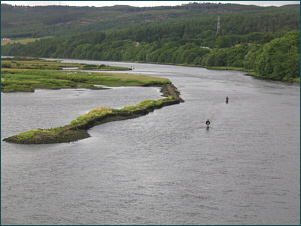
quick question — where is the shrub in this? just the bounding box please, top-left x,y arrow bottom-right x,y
1,63 -> 11,68
155,99 -> 163,106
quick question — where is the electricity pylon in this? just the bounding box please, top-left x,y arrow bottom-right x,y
216,15 -> 220,35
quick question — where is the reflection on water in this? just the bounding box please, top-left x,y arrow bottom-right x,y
1,60 -> 300,225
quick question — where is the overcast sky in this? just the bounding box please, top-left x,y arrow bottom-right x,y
1,1 -> 300,7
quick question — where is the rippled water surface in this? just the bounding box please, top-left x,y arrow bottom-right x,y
1,59 -> 300,225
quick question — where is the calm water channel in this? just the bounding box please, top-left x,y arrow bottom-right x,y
1,59 -> 300,225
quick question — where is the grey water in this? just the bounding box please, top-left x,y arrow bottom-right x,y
1,59 -> 300,225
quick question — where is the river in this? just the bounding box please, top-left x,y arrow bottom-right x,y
1,59 -> 300,225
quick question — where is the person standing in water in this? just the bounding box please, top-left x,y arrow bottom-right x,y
226,96 -> 229,103
206,119 -> 210,128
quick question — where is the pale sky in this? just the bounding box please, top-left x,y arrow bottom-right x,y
1,1 -> 300,7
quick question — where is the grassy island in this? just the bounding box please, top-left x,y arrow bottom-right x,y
3,83 -> 183,144
1,58 -> 169,92
2,58 -> 184,144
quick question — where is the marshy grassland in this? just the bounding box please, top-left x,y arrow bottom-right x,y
2,57 -> 183,144
1,57 -> 170,92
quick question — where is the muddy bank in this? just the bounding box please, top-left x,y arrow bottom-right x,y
3,83 -> 184,144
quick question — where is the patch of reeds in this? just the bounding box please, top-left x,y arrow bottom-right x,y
1,58 -> 131,71
80,64 -> 130,71
1,67 -> 170,92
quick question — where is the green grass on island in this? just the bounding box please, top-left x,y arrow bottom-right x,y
4,90 -> 180,144
1,57 -> 131,71
2,57 -> 181,144
1,57 -> 170,92
5,96 -> 177,144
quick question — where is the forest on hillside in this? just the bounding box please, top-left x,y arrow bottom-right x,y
1,2 -> 276,38
1,3 -> 300,81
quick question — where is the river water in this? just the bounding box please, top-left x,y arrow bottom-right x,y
1,59 -> 300,225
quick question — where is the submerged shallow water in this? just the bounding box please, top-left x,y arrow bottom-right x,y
1,60 -> 300,225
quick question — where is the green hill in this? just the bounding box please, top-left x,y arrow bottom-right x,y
2,3 -> 299,38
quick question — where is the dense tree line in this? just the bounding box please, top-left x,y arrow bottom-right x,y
3,30 -> 299,81
2,2 -> 299,82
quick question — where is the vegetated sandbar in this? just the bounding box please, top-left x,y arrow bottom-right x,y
3,83 -> 184,144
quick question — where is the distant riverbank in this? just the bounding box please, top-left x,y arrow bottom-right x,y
135,61 -> 300,83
